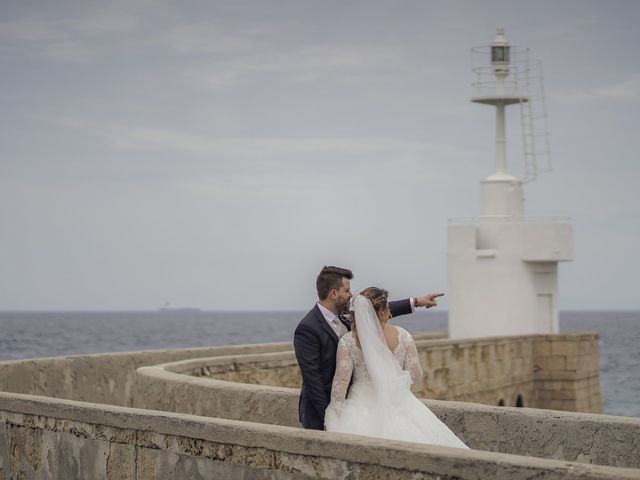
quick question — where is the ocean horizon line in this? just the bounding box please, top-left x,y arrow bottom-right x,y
1,308 -> 639,314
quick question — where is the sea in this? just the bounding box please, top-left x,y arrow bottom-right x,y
0,310 -> 638,418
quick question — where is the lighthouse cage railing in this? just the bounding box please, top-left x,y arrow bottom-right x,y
470,45 -> 552,183
470,44 -> 532,97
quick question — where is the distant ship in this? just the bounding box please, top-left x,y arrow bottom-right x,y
157,302 -> 202,313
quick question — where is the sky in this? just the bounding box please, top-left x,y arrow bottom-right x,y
0,0 -> 638,311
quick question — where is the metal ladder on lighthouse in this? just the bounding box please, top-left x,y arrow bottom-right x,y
516,60 -> 551,184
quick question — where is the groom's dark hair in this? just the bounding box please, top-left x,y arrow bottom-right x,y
316,266 -> 353,300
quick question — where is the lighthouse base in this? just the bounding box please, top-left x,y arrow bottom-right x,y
447,218 -> 573,339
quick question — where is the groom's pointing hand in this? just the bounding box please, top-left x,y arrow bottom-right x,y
414,292 -> 444,308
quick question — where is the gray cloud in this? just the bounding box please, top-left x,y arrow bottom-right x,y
0,0 -> 638,310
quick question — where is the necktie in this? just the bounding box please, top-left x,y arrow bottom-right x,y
332,317 -> 346,337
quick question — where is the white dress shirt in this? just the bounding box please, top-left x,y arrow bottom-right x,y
317,302 -> 348,338
410,297 -> 417,312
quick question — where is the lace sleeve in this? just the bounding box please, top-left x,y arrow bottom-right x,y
402,329 -> 424,386
324,337 -> 354,431
330,338 -> 353,403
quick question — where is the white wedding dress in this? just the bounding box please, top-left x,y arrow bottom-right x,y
324,296 -> 469,449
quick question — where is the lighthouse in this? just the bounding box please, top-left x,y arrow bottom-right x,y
447,28 -> 574,339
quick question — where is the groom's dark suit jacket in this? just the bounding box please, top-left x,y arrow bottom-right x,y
293,299 -> 413,430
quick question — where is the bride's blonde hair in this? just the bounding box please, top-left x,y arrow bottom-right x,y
358,287 -> 389,320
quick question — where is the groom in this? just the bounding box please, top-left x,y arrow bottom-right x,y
294,265 -> 443,430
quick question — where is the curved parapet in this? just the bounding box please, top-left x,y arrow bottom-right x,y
132,339 -> 637,468
136,351 -> 301,426
0,342 -> 293,406
1,334 -> 638,478
3,392 -> 639,479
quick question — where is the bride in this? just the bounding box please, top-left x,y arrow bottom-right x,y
324,287 -> 469,449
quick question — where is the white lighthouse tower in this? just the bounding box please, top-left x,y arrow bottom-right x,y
447,28 -> 574,339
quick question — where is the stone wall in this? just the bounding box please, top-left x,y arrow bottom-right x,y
532,334 -> 602,412
135,354 -> 300,426
0,332 -> 600,415
0,342 -> 292,407
154,333 -> 601,414
135,355 -> 639,469
0,332 -> 635,479
414,336 -> 536,407
414,333 -> 602,413
1,393 -> 638,480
